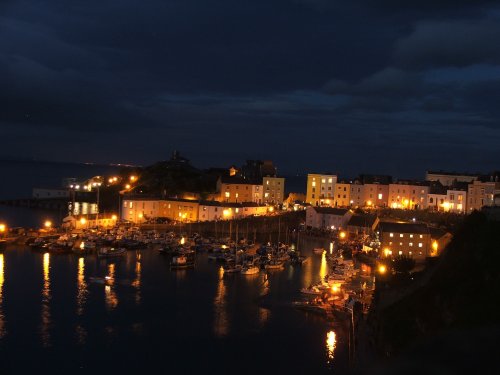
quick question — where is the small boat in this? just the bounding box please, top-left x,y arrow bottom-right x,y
241,265 -> 260,275
97,247 -> 126,258
170,252 -> 195,269
313,247 -> 325,254
223,263 -> 242,273
264,259 -> 284,270
300,285 -> 324,295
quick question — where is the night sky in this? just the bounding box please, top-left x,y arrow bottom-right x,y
1,1 -> 499,178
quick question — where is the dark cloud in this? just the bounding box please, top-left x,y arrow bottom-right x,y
1,0 -> 500,177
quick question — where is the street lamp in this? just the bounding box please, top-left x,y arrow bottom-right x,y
44,220 -> 52,230
0,223 -> 6,238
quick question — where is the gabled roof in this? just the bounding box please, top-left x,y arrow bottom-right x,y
347,214 -> 378,227
378,221 -> 429,234
312,207 -> 350,216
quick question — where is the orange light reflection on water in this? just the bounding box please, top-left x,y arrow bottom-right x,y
40,252 -> 51,347
326,330 -> 337,364
105,264 -> 118,310
0,254 -> 5,339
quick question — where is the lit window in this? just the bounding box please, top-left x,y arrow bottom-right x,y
225,192 -> 230,198
312,182 -> 316,187
322,179 -> 326,183
378,193 -> 383,199
389,233 -> 394,237
266,180 -> 269,185
400,234 -> 403,238
328,178 -> 332,183
399,251 -> 403,255
409,243 -> 413,247
419,235 -> 423,238
399,242 -> 403,246
410,234 -> 413,238
418,243 -> 423,248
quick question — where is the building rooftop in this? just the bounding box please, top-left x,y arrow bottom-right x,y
312,207 -> 350,215
378,221 -> 430,234
347,214 -> 378,227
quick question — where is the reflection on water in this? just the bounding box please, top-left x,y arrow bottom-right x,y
77,257 -> 87,315
105,264 -> 118,310
0,254 -> 5,339
213,266 -> 228,337
319,252 -> 328,281
326,330 -> 337,364
132,260 -> 141,304
40,253 -> 51,347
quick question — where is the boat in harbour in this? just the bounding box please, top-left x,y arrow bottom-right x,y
97,247 -> 127,258
241,265 -> 260,275
170,251 -> 195,269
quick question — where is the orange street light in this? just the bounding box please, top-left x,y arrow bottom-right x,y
44,220 -> 52,229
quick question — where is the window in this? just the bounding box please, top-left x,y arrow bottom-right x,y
322,179 -> 326,183
400,234 -> 403,238
418,243 -> 423,247
430,197 -> 434,203
409,243 -> 413,247
399,251 -> 403,255
419,235 -> 423,238
328,178 -> 333,183
378,193 -> 383,199
389,233 -> 394,237
399,242 -> 403,246
410,234 -> 413,238
225,192 -> 230,198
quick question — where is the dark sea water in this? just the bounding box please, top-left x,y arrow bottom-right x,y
0,161 -> 354,374
0,238 -> 357,374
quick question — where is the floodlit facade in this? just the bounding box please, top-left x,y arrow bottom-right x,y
334,182 -> 351,207
350,183 -> 364,207
362,183 -> 389,208
378,222 -> 431,262
122,199 -> 161,222
220,180 -> 262,203
468,180 -> 500,212
388,182 -> 429,209
306,173 -> 337,206
262,177 -> 285,204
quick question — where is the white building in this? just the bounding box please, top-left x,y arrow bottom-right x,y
305,206 -> 353,230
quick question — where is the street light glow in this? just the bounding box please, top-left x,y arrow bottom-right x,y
44,220 -> 52,228
80,218 -> 86,225
378,265 -> 387,274
0,224 -> 5,233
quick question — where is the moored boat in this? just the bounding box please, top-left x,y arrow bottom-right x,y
97,247 -> 126,258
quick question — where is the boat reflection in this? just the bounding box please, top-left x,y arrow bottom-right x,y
0,254 -> 5,339
132,260 -> 141,304
77,257 -> 88,315
319,252 -> 328,280
326,330 -> 336,364
105,264 -> 118,310
213,266 -> 228,337
40,252 -> 51,347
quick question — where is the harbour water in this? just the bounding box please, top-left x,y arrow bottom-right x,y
0,237 -> 363,374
